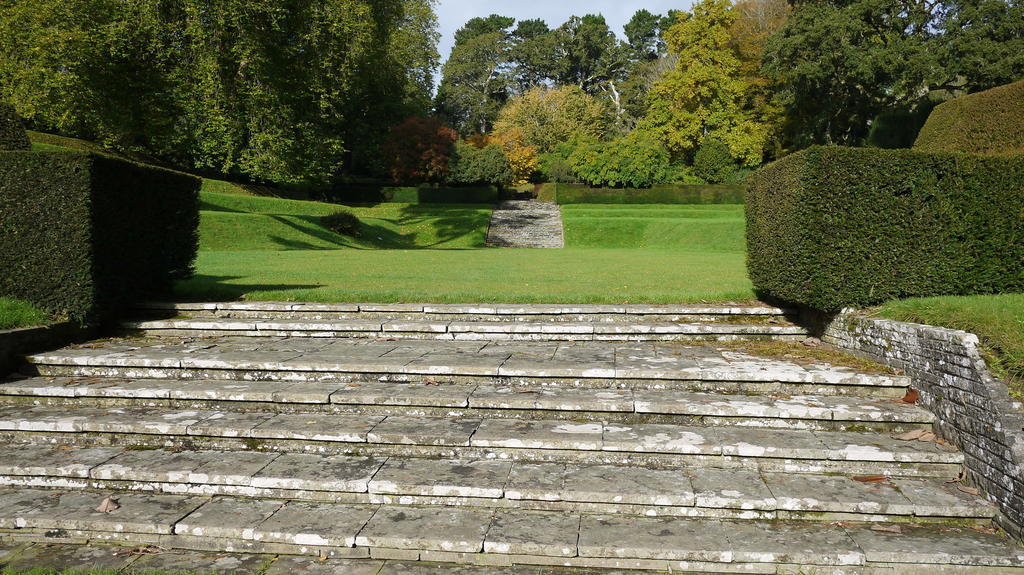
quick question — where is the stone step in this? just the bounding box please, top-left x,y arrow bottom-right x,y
0,488 -> 1020,572
0,445 -> 992,523
486,201 -> 565,249
137,301 -> 798,323
0,376 -> 934,431
122,319 -> 809,342
0,406 -> 963,477
24,339 -> 911,398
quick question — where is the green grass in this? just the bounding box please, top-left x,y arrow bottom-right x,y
562,204 -> 746,251
876,294 -> 1024,387
0,298 -> 50,330
178,198 -> 755,303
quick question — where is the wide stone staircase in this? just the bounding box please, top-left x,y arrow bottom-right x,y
485,201 -> 564,248
0,302 -> 1021,572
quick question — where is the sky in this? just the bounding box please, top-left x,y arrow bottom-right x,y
435,0 -> 690,64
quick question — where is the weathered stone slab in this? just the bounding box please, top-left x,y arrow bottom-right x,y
377,561 -> 539,575
472,419 -> 603,451
0,446 -> 120,478
2,544 -> 136,572
174,497 -> 283,538
892,478 -> 996,518
578,516 -> 735,562
817,431 -> 963,463
846,523 -> 1024,566
251,453 -> 385,492
43,492 -> 206,534
0,488 -> 63,528
762,473 -> 915,515
366,416 -> 480,446
503,463 -> 566,501
92,449 -> 219,483
725,521 -> 865,565
368,459 -> 512,498
129,550 -> 271,574
331,382 -> 474,408
561,465 -> 694,506
252,413 -> 385,443
0,406 -> 100,432
470,386 -> 632,413
263,555 -> 385,575
251,502 -> 378,548
188,411 -> 276,438
689,468 -> 775,511
483,510 -> 579,556
719,428 -> 826,459
84,407 -> 213,435
356,506 -> 492,552
602,424 -> 721,455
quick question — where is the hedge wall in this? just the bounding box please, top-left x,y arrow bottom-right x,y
324,185 -> 499,204
0,152 -> 200,324
914,80 -> 1024,157
0,104 -> 30,151
747,146 -> 1024,312
552,183 -> 745,204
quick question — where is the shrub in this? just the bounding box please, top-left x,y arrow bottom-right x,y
448,141 -> 513,186
0,151 -> 200,324
0,104 -> 29,151
539,153 -> 577,183
747,146 -> 1024,311
692,139 -> 737,183
321,210 -> 361,237
383,116 -> 457,184
867,105 -> 934,149
553,183 -> 746,204
568,131 -> 670,188
914,79 -> 1024,156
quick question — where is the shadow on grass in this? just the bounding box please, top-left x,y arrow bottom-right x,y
173,275 -> 324,301
394,204 -> 491,249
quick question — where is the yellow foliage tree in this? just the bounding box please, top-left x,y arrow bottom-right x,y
488,127 -> 539,184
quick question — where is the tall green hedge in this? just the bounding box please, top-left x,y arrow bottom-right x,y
553,183 -> 745,204
914,80 -> 1024,156
0,104 -> 29,151
0,152 -> 200,323
747,146 -> 1024,311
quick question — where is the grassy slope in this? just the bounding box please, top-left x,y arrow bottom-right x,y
0,298 -> 49,330
179,197 -> 754,303
876,294 -> 1024,383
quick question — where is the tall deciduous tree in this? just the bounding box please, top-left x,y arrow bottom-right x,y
643,0 -> 770,166
435,14 -> 515,135
493,86 -> 612,154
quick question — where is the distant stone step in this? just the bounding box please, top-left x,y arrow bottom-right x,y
136,301 -> 799,324
0,406 -> 963,476
0,376 -> 933,432
121,318 -> 809,342
0,446 -> 993,523
0,488 -> 1020,571
24,340 -> 910,398
486,201 -> 564,249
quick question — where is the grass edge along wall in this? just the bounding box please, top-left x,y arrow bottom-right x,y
746,145 -> 1024,312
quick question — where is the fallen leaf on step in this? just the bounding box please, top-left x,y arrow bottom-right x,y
853,475 -> 889,483
802,337 -> 822,348
971,525 -> 998,535
892,429 -> 927,441
424,379 -> 440,386
957,484 -> 981,496
870,524 -> 902,534
899,389 -> 921,404
96,496 -> 120,513
916,432 -> 937,442
514,389 -> 539,394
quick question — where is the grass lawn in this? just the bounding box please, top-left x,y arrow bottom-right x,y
0,298 -> 49,330
176,192 -> 754,304
875,294 -> 1024,385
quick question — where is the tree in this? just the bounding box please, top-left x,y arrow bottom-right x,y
642,0 -> 770,165
493,85 -> 612,154
488,127 -> 539,184
436,15 -> 515,135
383,116 -> 456,183
553,15 -> 631,121
568,130 -> 670,188
509,19 -> 560,93
448,140 -> 513,186
942,0 -> 1024,93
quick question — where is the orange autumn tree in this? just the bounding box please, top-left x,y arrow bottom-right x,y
488,127 -> 539,184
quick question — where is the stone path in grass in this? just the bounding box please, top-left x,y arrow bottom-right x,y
485,201 -> 564,248
0,303 -> 1022,572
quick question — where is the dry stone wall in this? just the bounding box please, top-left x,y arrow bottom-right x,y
824,312 -> 1024,538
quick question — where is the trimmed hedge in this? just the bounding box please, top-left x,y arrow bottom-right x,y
0,104 -> 29,151
552,183 -> 745,204
747,146 -> 1024,312
324,185 -> 500,204
0,152 -> 200,324
914,80 -> 1024,156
